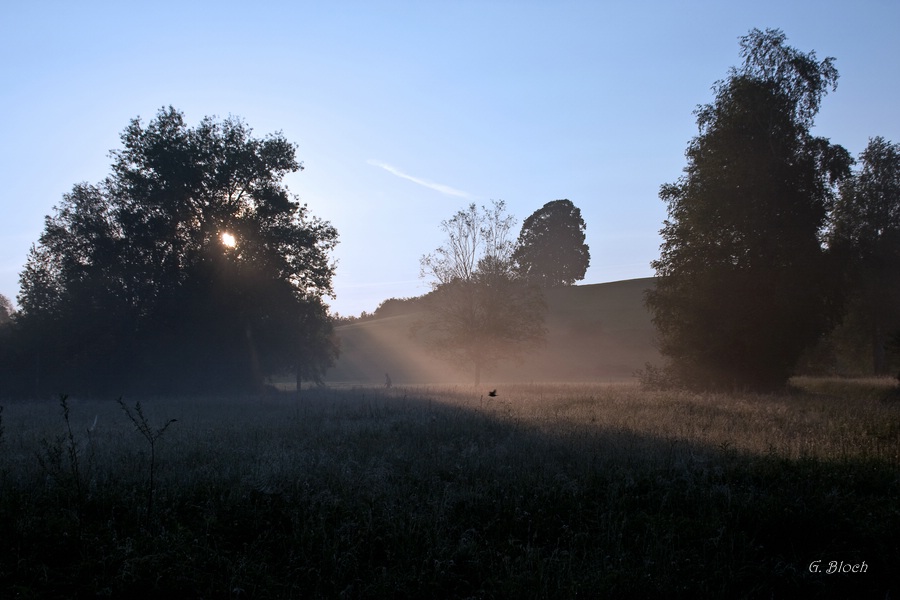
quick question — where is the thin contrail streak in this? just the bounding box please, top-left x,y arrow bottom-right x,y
367,159 -> 471,198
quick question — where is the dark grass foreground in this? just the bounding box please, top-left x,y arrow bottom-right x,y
1,381 -> 898,598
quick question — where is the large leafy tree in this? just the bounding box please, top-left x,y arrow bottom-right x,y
512,199 -> 590,287
12,107 -> 338,395
419,201 -> 546,384
829,137 -> 900,374
645,29 -> 851,391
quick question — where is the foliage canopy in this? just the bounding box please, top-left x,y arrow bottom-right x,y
0,294 -> 12,325
645,29 -> 852,391
512,199 -> 590,287
8,107 -> 339,395
828,137 -> 900,375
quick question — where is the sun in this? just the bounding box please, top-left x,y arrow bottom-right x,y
221,232 -> 236,248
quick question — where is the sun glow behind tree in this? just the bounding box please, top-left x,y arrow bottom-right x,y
7,107 -> 340,395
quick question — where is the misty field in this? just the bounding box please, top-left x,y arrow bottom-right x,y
1,380 -> 898,598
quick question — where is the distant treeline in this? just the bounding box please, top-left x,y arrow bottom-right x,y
334,296 -> 427,325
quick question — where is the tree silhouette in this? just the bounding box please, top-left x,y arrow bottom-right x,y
419,201 -> 546,384
830,137 -> 900,374
512,199 -> 590,287
0,294 -> 11,325
12,107 -> 338,395
645,29 -> 852,391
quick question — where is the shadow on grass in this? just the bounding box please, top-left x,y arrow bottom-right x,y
0,385 -> 897,599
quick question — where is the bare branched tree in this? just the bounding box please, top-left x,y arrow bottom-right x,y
420,200 -> 516,286
418,201 -> 545,384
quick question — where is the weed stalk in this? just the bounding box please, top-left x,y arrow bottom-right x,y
59,395 -> 84,503
117,398 -> 176,526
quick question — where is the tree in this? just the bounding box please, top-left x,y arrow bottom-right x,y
0,294 -> 16,398
830,137 -> 900,374
294,300 -> 340,393
0,294 -> 12,325
512,199 -> 590,286
11,107 -> 339,395
645,28 -> 852,391
419,201 -> 546,384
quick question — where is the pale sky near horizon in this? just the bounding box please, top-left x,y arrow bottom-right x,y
2,1 -> 898,317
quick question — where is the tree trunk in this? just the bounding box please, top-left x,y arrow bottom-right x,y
244,321 -> 263,390
873,321 -> 887,376
34,349 -> 41,399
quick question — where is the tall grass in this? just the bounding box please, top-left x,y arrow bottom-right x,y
0,381 -> 897,598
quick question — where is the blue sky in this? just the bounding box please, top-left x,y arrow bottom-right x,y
2,1 -> 898,317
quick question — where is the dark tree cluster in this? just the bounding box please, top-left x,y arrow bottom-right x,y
1,108 -> 338,396
646,28 -> 899,390
828,137 -> 900,376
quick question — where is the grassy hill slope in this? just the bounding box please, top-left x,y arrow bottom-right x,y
326,277 -> 659,384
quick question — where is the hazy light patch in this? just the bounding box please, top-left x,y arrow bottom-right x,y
367,159 -> 471,198
221,232 -> 236,247
331,313 -> 460,384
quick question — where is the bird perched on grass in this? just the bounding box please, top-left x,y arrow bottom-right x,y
488,389 -> 497,397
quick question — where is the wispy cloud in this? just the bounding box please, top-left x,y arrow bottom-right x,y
367,159 -> 470,198
340,279 -> 423,289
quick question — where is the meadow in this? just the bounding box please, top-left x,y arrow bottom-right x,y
1,379 -> 898,598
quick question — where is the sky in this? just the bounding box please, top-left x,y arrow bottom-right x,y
2,1 -> 898,317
